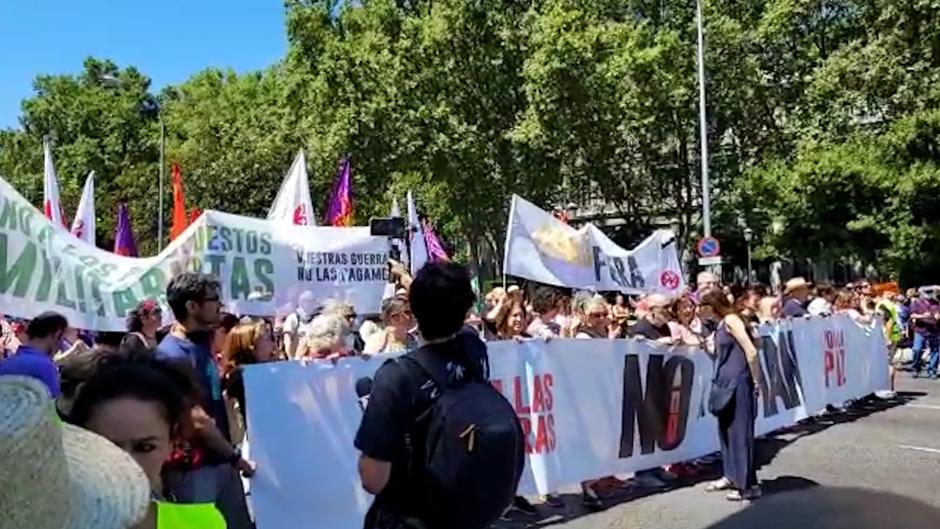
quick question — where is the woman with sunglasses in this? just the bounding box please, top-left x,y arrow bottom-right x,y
123,299 -> 164,351
363,296 -> 418,355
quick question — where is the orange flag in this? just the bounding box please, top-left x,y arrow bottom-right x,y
170,162 -> 188,241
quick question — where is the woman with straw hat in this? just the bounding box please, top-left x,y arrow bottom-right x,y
0,375 -> 150,529
68,355 -> 227,529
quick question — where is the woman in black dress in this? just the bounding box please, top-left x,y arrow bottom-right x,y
700,287 -> 766,501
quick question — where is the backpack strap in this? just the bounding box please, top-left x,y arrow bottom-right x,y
400,345 -> 451,392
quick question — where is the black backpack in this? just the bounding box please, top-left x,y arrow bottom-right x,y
400,343 -> 525,529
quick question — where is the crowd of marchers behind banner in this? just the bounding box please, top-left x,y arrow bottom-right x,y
1,259 -> 936,529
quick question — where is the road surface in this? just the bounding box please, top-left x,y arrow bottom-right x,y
496,376 -> 940,529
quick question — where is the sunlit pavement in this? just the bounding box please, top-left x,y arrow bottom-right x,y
495,375 -> 940,529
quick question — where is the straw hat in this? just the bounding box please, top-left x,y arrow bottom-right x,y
784,277 -> 812,295
0,376 -> 149,529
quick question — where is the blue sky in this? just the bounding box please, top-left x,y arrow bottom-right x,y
0,1 -> 288,129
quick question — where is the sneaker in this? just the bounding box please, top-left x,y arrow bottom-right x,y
507,496 -> 538,516
540,494 -> 564,508
875,390 -> 896,399
581,487 -> 603,511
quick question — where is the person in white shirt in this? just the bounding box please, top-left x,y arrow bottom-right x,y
282,290 -> 318,359
808,284 -> 836,316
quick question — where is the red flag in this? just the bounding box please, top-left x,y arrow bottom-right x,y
189,208 -> 202,224
170,163 -> 188,241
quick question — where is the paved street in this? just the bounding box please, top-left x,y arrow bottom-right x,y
497,376 -> 940,529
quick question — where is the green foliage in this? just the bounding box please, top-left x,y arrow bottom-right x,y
3,0 -> 940,282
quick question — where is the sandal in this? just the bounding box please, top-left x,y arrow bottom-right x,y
705,477 -> 733,492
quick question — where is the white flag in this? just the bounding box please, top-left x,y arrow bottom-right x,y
503,195 -> 686,295
268,150 -> 315,226
407,190 -> 429,276
43,137 -> 67,228
70,171 -> 96,245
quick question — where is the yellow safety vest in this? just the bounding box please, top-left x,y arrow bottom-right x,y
156,502 -> 227,529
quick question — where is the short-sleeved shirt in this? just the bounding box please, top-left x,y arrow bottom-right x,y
526,318 -> 561,339
354,329 -> 489,522
910,298 -> 940,337
807,298 -> 832,316
0,345 -> 60,397
157,333 -> 229,439
782,298 -> 809,318
627,318 -> 671,340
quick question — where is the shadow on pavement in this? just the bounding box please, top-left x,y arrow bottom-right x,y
701,487 -> 940,529
492,392 -> 921,529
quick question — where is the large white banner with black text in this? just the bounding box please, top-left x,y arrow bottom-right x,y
502,195 -> 685,295
245,315 -> 888,529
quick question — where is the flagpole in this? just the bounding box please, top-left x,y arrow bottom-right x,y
158,115 -> 166,251
696,0 -> 711,238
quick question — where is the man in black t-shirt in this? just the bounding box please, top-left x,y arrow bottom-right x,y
627,293 -> 675,344
355,262 -> 487,529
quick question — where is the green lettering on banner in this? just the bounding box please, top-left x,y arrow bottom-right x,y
254,259 -> 274,296
35,250 -> 53,302
207,254 -> 225,277
36,225 -> 54,245
0,234 -> 36,298
0,199 -> 18,232
139,268 -> 166,302
55,278 -> 76,310
112,288 -> 138,317
73,267 -> 87,313
89,275 -> 107,317
231,257 -> 251,300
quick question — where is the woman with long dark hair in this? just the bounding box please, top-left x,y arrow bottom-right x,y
123,300 -> 163,350
69,354 -> 226,528
700,287 -> 766,501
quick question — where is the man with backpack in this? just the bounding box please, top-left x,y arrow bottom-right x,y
355,262 -> 525,529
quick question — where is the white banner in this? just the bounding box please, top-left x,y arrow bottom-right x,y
245,315 -> 889,529
0,176 -> 389,330
502,195 -> 685,295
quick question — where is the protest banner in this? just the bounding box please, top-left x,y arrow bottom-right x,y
503,195 -> 685,295
0,176 -> 390,330
244,315 -> 889,529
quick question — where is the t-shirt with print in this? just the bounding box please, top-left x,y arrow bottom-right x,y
157,332 -> 229,441
527,318 -> 561,339
782,298 -> 808,318
627,318 -> 671,340
354,329 -> 489,525
910,298 -> 940,337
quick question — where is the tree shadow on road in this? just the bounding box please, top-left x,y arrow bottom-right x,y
492,392 -> 922,529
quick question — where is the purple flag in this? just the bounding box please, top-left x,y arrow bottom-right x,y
423,221 -> 449,262
323,157 -> 353,226
113,202 -> 138,257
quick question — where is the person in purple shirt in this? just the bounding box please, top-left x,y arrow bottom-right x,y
781,278 -> 811,318
910,292 -> 940,378
0,311 -> 68,397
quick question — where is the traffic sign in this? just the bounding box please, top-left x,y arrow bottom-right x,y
698,256 -> 723,266
697,236 -> 721,257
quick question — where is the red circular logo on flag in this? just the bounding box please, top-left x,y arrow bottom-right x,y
660,270 -> 680,290
293,205 -> 309,225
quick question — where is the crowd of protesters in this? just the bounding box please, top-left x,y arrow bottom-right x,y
0,260 -> 933,529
